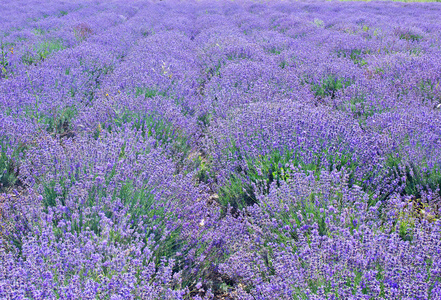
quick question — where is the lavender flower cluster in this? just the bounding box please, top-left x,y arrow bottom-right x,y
1,0 -> 441,299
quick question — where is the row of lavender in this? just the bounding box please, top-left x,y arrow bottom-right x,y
1,0 -> 441,299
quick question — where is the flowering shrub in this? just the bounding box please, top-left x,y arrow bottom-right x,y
1,0 -> 441,299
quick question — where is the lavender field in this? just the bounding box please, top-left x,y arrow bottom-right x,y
1,0 -> 441,299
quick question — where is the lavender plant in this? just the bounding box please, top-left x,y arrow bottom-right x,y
1,1 -> 441,299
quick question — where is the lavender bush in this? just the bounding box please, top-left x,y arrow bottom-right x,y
1,0 -> 441,299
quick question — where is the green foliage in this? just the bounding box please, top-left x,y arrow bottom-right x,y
226,49 -> 251,61
255,180 -> 372,297
384,197 -> 437,242
41,163 -> 186,273
0,40 -> 13,78
218,173 -> 257,211
337,49 -> 369,66
278,55 -> 298,69
267,47 -> 282,55
279,60 -> 287,69
336,94 -> 380,119
104,109 -> 191,162
32,28 -> 46,36
385,153 -> 441,200
37,39 -> 64,59
399,32 -> 423,42
310,75 -> 352,99
272,190 -> 338,240
43,105 -> 77,137
313,18 -> 324,28
204,59 -> 223,78
374,67 -> 384,76
0,139 -> 26,192
349,95 -> 370,117
134,86 -> 166,98
396,214 -> 415,241
197,112 -> 211,127
193,155 -> 211,183
22,39 -> 64,65
218,146 -> 360,210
